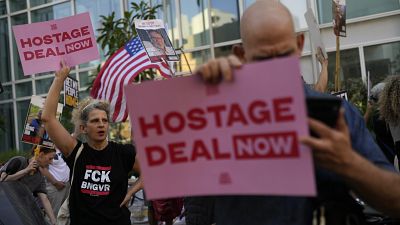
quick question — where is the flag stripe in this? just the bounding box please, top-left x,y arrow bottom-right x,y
91,36 -> 172,122
93,48 -> 125,98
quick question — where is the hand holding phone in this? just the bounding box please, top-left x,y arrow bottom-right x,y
306,96 -> 342,136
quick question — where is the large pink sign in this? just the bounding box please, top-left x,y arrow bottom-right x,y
13,13 -> 99,75
125,57 -> 316,199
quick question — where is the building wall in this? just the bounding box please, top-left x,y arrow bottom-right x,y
0,0 -> 399,151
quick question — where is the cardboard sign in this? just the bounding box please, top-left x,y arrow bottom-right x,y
12,13 -> 99,75
125,57 -> 315,199
135,19 -> 179,63
305,8 -> 328,59
332,0 -> 346,37
21,96 -> 63,148
64,76 -> 79,107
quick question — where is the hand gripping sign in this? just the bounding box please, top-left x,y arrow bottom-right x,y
12,12 -> 99,75
125,57 -> 316,200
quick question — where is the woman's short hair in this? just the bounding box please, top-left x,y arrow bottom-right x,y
72,97 -> 110,125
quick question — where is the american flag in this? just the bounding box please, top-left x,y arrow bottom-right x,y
90,36 -> 172,122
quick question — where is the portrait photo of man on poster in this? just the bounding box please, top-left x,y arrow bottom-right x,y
137,28 -> 179,62
135,19 -> 179,63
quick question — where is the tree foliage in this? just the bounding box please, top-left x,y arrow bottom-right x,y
97,2 -> 162,58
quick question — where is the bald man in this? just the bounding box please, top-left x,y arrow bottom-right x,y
185,1 -> 400,224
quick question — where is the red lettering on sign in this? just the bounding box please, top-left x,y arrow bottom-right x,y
65,37 -> 93,54
233,131 -> 299,159
139,97 -> 295,138
164,112 -> 185,133
169,142 -> 188,163
139,115 -> 162,138
227,103 -> 248,126
146,146 -> 166,166
273,97 -> 295,122
145,138 -> 232,167
187,108 -> 207,130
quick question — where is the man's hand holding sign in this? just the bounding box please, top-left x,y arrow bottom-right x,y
125,56 -> 316,199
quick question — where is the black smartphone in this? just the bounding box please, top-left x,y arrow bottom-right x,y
306,96 -> 342,128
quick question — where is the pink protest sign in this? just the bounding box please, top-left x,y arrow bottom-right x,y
12,13 -> 99,75
125,57 -> 316,199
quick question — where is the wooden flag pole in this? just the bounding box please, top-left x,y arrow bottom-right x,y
335,35 -> 341,92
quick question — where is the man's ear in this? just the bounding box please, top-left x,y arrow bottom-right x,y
296,33 -> 305,55
232,44 -> 246,62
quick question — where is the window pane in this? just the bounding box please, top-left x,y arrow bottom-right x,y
79,89 -> 90,99
79,70 -> 97,88
17,100 -> 32,151
300,56 -> 314,84
30,0 -> 55,8
317,0 -> 400,24
214,45 -> 233,57
0,0 -> 6,15
35,78 -> 53,95
16,82 -> 32,98
128,0 -> 149,5
244,0 -> 256,8
280,0 -> 307,30
210,0 -> 240,43
31,2 -> 71,23
0,18 -> 11,82
177,49 -> 211,73
10,0 -> 26,12
0,103 -> 16,152
327,49 -> 365,109
181,0 -> 210,48
164,0 -> 179,47
11,13 -> 28,80
76,0 -> 121,35
365,41 -> 400,86
0,85 -> 12,100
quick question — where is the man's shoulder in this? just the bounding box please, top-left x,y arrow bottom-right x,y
0,156 -> 27,173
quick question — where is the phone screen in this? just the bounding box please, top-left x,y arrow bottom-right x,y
306,96 -> 342,128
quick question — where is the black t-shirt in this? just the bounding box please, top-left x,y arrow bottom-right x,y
66,141 -> 136,225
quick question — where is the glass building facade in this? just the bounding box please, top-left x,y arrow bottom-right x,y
0,0 -> 399,151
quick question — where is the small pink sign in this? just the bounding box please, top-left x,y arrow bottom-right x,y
125,57 -> 316,199
12,13 -> 100,75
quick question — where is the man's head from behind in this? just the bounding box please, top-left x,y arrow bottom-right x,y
148,30 -> 165,50
233,0 -> 304,63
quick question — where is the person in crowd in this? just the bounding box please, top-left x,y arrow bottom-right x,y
185,1 -> 400,224
379,75 -> 400,170
41,61 -> 143,225
314,47 -> 329,93
0,145 -> 57,225
39,147 -> 70,217
363,82 -> 396,164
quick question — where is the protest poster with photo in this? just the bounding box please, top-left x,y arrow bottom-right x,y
125,57 -> 315,199
305,8 -> 328,59
134,19 -> 179,63
21,96 -> 63,148
64,76 -> 79,107
332,0 -> 346,37
12,12 -> 99,75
